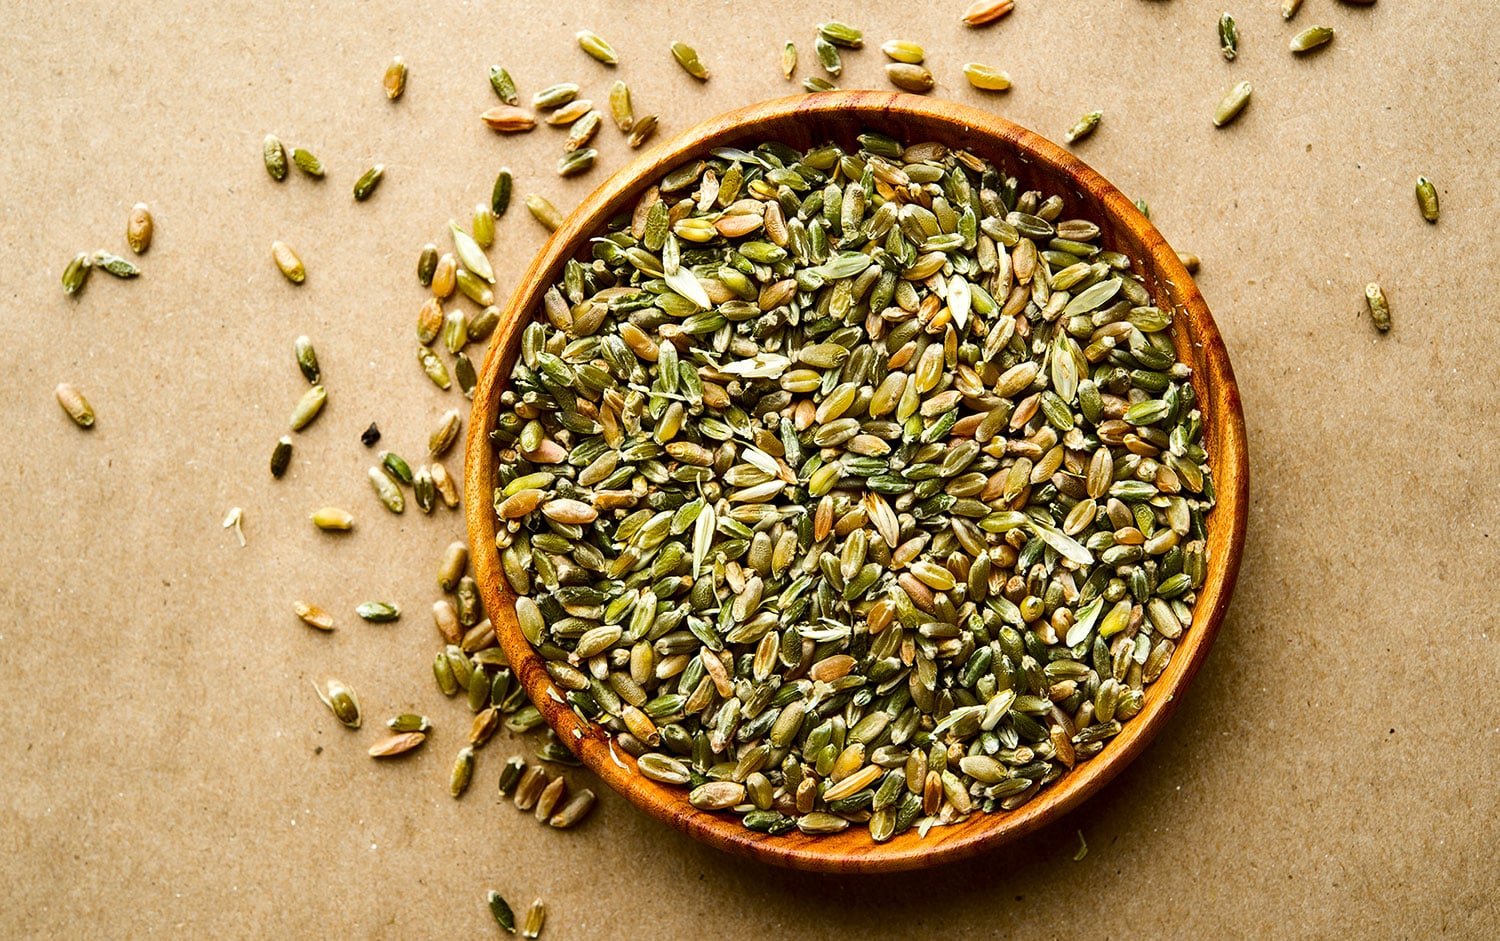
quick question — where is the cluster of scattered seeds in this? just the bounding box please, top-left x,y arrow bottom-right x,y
782,19 -> 1012,99
306,528 -> 597,834
60,202 -> 150,300
489,133 -> 1218,841
1209,3 -> 1384,129
261,132 -> 390,283
411,217 -> 504,402
1194,4 -> 1410,326
488,891 -> 547,938
500,752 -> 599,829
266,336 -> 361,508
415,541 -> 598,828
480,39 -> 661,180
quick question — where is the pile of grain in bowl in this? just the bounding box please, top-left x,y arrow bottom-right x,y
489,131 -> 1215,842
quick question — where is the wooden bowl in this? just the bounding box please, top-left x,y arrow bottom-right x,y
465,92 -> 1249,873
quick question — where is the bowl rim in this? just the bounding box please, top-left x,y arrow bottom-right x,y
464,91 -> 1249,873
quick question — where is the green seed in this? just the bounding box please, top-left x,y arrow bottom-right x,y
467,665 -> 491,712
963,63 -> 1011,91
456,575 -> 481,627
291,147 -> 324,178
61,252 -> 91,296
473,203 -> 496,249
782,41 -> 797,79
368,466 -> 405,513
489,66 -> 518,105
1282,0 -> 1303,18
608,81 -> 634,132
1219,13 -> 1238,61
1065,111 -> 1103,144
515,597 -> 544,645
886,63 -> 935,93
315,678 -> 361,728
434,652 -> 458,696
487,891 -> 516,933
670,41 -> 709,80
356,601 -> 400,622
817,21 -> 863,48
1415,177 -> 1439,223
449,221 -> 494,283
497,755 -> 526,796
413,465 -> 437,513
54,383 -> 94,428
271,436 -> 293,477
91,251 -> 140,278
526,194 -> 564,231
289,384 -> 326,431
390,714 -> 432,735
443,308 -> 468,355
451,747 -> 475,797
263,134 -> 287,182
1213,81 -> 1253,127
492,168 -> 514,217
1365,282 -> 1391,333
418,346 -> 452,389
438,541 -> 469,591
293,335 -> 320,384
310,506 -> 353,531
455,352 -> 477,398
353,164 -> 385,201
815,36 -> 841,76
804,77 -> 837,92
558,148 -> 597,177
566,111 -> 602,152
628,114 -> 659,149
383,56 -> 407,100
577,29 -> 618,65
548,789 -> 596,828
882,40 -> 924,63
1289,26 -> 1334,53
271,241 -> 305,284
417,243 -> 438,286
532,82 -> 579,109
456,268 -> 494,306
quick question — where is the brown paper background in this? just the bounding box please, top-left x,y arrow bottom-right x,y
2,0 -> 1496,936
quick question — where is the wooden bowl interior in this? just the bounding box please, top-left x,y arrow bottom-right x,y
465,92 -> 1248,873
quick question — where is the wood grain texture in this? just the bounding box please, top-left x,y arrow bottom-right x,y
464,92 -> 1249,873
